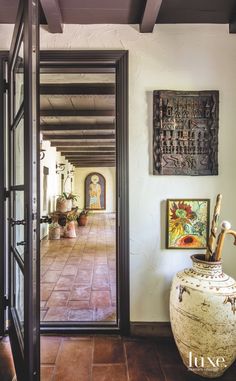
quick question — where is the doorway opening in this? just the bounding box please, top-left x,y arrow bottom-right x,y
39,51 -> 129,333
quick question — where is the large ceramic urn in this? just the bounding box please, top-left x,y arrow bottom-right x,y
170,254 -> 236,378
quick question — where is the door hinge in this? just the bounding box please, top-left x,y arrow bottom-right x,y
3,296 -> 9,309
3,79 -> 8,93
4,188 -> 10,201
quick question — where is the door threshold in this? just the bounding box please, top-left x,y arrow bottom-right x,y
40,324 -> 122,335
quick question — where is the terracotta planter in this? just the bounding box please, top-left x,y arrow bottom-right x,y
64,221 -> 76,238
170,254 -> 236,378
49,227 -> 60,240
56,198 -> 67,213
77,215 -> 88,226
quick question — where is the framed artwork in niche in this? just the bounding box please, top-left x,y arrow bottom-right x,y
166,199 -> 210,249
153,90 -> 219,176
85,172 -> 106,210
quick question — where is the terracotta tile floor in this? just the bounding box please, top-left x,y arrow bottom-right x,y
1,335 -> 236,381
40,213 -> 116,323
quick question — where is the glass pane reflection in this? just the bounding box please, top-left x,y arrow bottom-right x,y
14,116 -> 24,185
14,261 -> 24,334
14,41 -> 24,117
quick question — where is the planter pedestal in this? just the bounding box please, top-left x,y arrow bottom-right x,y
170,254 -> 236,378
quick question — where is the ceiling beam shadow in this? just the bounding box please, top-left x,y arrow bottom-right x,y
140,0 -> 163,33
40,0 -> 64,33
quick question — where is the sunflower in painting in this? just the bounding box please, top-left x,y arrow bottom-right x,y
169,201 -> 195,236
168,200 -> 206,248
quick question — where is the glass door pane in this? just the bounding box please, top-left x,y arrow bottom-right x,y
0,52 -> 8,337
14,41 -> 24,117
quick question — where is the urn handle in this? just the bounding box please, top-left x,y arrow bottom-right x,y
177,285 -> 190,302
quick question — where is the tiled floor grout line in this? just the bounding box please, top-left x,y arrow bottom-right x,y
123,340 -> 130,381
90,336 -> 95,381
50,337 -> 63,381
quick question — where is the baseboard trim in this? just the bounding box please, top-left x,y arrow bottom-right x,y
130,322 -> 173,338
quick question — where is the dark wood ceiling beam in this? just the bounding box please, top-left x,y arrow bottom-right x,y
68,161 -> 116,165
40,0 -> 63,33
73,163 -> 115,168
69,157 -> 115,160
69,162 -> 116,166
51,141 -> 115,147
40,83 -> 115,95
41,123 -> 115,131
63,152 -> 115,157
64,152 -> 115,156
65,155 -> 116,160
229,18 -> 236,33
41,110 -> 115,117
43,134 -> 115,140
59,147 -> 115,153
69,157 -> 115,161
140,0 -> 163,33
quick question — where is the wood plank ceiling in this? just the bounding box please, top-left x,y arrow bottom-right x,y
40,73 -> 116,168
1,1 -> 236,34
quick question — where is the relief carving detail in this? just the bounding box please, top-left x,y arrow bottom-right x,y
153,90 -> 219,176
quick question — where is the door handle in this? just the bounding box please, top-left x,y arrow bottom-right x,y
10,219 -> 26,226
17,241 -> 26,246
40,216 -> 52,224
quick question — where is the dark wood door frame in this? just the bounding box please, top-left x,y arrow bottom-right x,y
39,50 -> 130,335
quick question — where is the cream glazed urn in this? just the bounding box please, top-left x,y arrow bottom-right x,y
170,254 -> 236,378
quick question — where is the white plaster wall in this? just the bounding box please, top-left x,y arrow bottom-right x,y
1,24 -> 236,321
40,140 -> 75,238
74,167 -> 116,213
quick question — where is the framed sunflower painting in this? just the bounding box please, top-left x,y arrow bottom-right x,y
166,199 -> 210,249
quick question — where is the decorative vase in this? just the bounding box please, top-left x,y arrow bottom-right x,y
49,227 -> 60,240
77,214 -> 88,226
56,198 -> 67,213
64,221 -> 76,238
66,199 -> 72,211
170,254 -> 236,378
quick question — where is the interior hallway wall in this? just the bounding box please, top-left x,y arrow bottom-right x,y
1,24 -> 236,322
74,167 -> 116,213
40,141 -> 75,238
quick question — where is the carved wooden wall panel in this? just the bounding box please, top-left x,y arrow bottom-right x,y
153,90 -> 219,175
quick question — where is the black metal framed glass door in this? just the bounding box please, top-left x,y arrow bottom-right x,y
0,52 -> 8,338
8,1 -> 40,380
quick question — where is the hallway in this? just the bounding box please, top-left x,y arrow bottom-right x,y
41,213 -> 116,322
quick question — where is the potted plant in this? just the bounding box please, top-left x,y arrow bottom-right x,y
58,215 -> 67,237
56,195 -> 67,213
77,209 -> 90,226
63,192 -> 78,211
64,212 -> 77,238
48,222 -> 61,240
